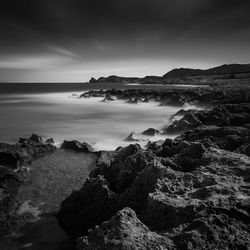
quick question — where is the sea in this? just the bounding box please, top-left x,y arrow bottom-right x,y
0,82 -> 199,150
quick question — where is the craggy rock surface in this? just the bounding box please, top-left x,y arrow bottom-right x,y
57,102 -> 250,250
0,134 -> 56,237
166,103 -> 250,134
76,207 -> 172,250
81,87 -> 250,107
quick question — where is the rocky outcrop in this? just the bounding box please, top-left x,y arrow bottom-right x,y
124,132 -> 139,142
81,87 -> 250,108
45,138 -> 55,144
89,63 -> 250,85
18,136 -> 56,157
76,207 -> 172,250
57,102 -> 250,250
61,140 -> 95,153
142,128 -> 160,136
166,103 -> 250,134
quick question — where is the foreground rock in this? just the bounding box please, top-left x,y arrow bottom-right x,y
57,102 -> 250,250
76,207 -> 172,250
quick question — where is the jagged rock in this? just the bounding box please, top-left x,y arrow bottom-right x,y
142,128 -> 160,136
0,143 -> 31,168
57,175 -> 118,239
45,138 -> 55,144
147,140 -> 165,155
76,207 -> 172,250
61,140 -> 95,153
89,77 -> 97,83
0,135 -> 56,168
179,125 -> 250,152
17,135 -> 56,156
124,132 -> 139,142
29,133 -> 43,143
166,111 -> 202,134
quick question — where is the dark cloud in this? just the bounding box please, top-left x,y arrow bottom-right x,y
0,0 -> 250,81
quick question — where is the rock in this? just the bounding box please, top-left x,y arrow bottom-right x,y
61,140 -> 95,153
29,133 -> 43,143
102,94 -> 115,102
124,132 -> 139,142
76,207 -> 172,250
146,140 -> 165,155
173,142 -> 206,172
89,77 -> 97,83
0,134 -> 56,168
142,128 -> 160,136
0,143 -> 31,168
57,175 -> 118,239
45,138 -> 55,144
166,111 -> 202,134
16,134 -> 56,157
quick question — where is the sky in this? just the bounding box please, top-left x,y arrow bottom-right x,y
0,0 -> 250,82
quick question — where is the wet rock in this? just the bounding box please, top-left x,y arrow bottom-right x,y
76,207 -> 172,250
61,140 -> 95,153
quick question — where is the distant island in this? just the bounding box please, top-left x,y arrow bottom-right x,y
89,63 -> 250,85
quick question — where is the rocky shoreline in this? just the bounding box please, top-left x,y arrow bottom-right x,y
1,86 -> 250,249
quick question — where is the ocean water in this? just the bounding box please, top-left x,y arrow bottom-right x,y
0,82 -> 194,150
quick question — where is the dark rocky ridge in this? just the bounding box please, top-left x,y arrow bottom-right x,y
89,63 -> 250,85
81,87 -> 250,107
57,89 -> 250,250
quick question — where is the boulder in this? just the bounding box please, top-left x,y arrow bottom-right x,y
124,132 -> 139,142
45,138 -> 55,144
76,207 -> 172,250
142,128 -> 160,136
61,140 -> 95,153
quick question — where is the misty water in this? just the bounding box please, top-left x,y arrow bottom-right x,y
0,89 -> 187,150
0,83 -> 201,249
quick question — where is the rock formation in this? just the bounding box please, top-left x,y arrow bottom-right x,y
61,140 -> 95,153
57,101 -> 250,249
